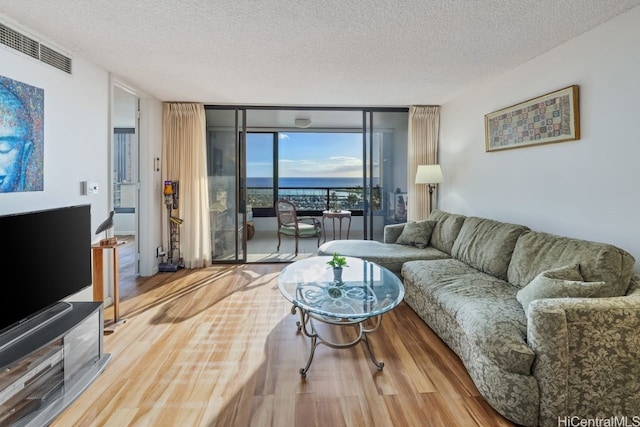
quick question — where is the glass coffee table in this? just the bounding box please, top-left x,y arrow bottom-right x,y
278,256 -> 404,377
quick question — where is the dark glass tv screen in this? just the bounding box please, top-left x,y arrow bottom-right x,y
0,205 -> 92,333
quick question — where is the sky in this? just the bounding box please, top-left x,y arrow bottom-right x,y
246,132 -> 367,178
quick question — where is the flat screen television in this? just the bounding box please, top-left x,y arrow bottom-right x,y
0,204 -> 92,335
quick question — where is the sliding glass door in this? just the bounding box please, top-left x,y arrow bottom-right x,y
204,108 -> 247,262
205,106 -> 408,264
364,110 -> 409,240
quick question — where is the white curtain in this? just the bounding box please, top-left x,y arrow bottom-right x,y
162,103 -> 211,268
407,105 -> 440,221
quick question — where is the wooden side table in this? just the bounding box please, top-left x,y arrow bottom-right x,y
322,210 -> 352,242
92,241 -> 127,333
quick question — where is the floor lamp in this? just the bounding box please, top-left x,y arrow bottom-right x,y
415,164 -> 443,214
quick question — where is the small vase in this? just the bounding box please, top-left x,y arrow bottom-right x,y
333,267 -> 343,283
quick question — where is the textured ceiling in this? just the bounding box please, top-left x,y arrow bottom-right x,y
1,1 -> 639,106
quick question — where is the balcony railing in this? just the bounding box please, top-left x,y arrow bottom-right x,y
247,186 -> 382,214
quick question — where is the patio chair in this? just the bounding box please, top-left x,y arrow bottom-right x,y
275,199 -> 322,256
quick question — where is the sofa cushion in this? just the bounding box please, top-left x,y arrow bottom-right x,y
451,217 -> 529,281
395,220 -> 437,249
279,222 -> 319,237
402,259 -> 534,375
516,264 -> 607,315
507,231 -> 635,296
383,223 -> 405,244
428,210 -> 466,255
317,240 -> 450,274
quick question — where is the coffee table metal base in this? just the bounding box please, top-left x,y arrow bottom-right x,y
290,304 -> 385,378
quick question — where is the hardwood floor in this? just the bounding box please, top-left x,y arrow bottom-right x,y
54,242 -> 516,426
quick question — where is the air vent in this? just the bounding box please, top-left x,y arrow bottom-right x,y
0,22 -> 72,74
40,44 -> 72,74
0,23 -> 39,59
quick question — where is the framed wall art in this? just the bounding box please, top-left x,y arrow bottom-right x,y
485,85 -> 580,152
0,75 -> 44,193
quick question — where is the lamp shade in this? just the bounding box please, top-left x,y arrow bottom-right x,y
415,164 -> 443,184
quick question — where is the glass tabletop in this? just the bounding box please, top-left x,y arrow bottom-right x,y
278,256 -> 404,319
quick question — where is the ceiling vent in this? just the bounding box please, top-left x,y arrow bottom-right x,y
0,22 -> 72,74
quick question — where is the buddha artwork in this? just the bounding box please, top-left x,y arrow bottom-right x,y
0,76 -> 44,193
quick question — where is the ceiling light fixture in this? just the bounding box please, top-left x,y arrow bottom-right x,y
294,118 -> 312,128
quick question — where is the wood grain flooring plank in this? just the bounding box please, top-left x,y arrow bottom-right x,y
52,263 -> 515,427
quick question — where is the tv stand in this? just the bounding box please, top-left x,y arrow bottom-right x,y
0,302 -> 72,353
0,302 -> 110,426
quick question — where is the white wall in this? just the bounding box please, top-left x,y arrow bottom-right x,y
0,39 -> 111,300
439,6 -> 640,272
0,52 -> 110,219
138,94 -> 164,276
0,19 -> 163,303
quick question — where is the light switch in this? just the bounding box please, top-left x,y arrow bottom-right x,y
82,181 -> 99,195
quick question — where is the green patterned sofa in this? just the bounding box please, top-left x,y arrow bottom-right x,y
316,209 -> 464,275
317,210 -> 640,426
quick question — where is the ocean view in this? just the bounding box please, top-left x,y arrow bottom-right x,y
247,177 -> 379,188
245,177 -> 382,211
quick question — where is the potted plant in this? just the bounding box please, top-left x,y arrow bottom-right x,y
327,252 -> 348,283
330,191 -> 339,212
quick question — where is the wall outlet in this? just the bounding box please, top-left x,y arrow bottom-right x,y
82,181 -> 99,195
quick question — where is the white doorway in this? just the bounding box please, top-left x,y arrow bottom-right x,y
112,84 -> 140,277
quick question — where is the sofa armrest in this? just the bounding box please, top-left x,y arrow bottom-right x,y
383,223 -> 405,243
527,276 -> 640,426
